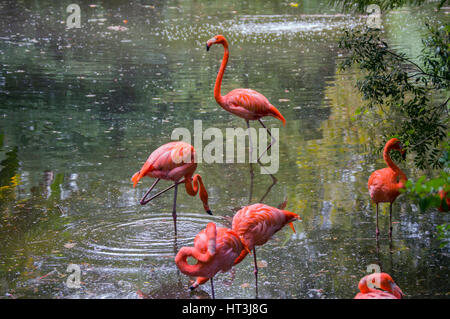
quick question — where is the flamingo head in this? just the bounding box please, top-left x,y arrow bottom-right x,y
206,35 -> 228,51
361,273 -> 404,299
388,138 -> 406,160
380,273 -> 404,299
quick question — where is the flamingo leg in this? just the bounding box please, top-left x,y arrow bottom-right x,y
253,247 -> 259,297
140,178 -> 185,205
257,119 -> 276,161
246,120 -> 256,164
210,277 -> 215,299
389,203 -> 393,240
247,121 -> 255,204
376,203 -> 380,238
172,183 -> 178,236
257,119 -> 277,183
258,177 -> 277,203
248,164 -> 254,204
140,178 -> 160,205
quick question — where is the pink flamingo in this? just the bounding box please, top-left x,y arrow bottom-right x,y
368,138 -> 407,238
206,35 -> 286,162
438,189 -> 449,212
175,222 -> 246,299
231,203 -> 300,294
131,141 -> 211,235
354,273 -> 404,299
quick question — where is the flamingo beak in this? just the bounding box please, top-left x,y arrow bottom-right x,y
206,38 -> 217,51
401,150 -> 406,160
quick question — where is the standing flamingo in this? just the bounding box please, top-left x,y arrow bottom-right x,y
368,138 -> 407,239
231,203 -> 300,294
354,273 -> 404,299
175,222 -> 246,299
206,35 -> 286,163
131,141 -> 211,235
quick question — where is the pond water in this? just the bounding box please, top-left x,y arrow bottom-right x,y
0,0 -> 448,299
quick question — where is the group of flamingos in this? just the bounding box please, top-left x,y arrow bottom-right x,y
131,35 -> 406,299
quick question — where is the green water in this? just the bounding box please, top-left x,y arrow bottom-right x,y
0,0 -> 448,299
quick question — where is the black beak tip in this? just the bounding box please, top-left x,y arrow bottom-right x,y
206,209 -> 212,215
206,44 -> 210,51
189,285 -> 195,291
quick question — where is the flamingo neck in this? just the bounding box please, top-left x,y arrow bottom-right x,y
185,174 -> 210,212
174,223 -> 217,277
383,146 -> 407,185
175,247 -> 208,277
359,279 -> 379,295
214,41 -> 229,107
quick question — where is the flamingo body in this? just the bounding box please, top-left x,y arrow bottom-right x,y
222,88 -> 286,124
368,167 -> 403,204
368,138 -> 407,204
231,203 -> 299,265
354,291 -> 399,299
175,223 -> 244,290
232,203 -> 299,250
354,273 -> 403,299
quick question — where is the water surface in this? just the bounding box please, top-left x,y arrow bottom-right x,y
0,0 -> 449,299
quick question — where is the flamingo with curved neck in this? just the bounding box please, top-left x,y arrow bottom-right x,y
354,273 -> 404,299
368,138 -> 407,238
131,141 -> 211,235
206,35 -> 286,163
175,223 -> 245,298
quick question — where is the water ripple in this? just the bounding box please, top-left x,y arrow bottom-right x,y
70,213 -> 223,262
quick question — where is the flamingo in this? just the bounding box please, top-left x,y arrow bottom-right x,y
206,35 -> 286,163
175,222 -> 246,299
438,189 -> 449,212
368,138 -> 407,239
354,273 -> 404,299
231,203 -> 300,294
131,141 -> 211,235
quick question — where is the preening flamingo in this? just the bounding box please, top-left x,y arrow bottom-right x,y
131,141 -> 211,235
175,222 -> 246,299
231,203 -> 300,294
206,35 -> 286,163
354,273 -> 404,299
368,138 -> 407,238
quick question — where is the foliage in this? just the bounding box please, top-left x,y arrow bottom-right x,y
404,169 -> 449,211
403,141 -> 450,210
339,25 -> 449,169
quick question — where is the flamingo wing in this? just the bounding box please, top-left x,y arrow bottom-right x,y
225,89 -> 286,124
